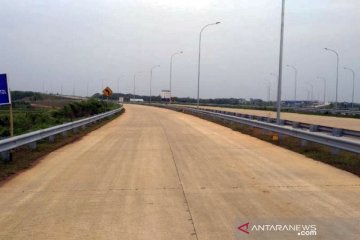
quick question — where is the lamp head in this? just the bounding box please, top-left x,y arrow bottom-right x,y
216,21 -> 221,24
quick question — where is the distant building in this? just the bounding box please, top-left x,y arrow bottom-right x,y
160,90 -> 171,99
283,100 -> 311,107
249,98 -> 263,105
238,98 -> 247,104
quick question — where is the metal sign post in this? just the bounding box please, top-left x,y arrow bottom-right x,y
0,74 -> 13,137
102,86 -> 113,108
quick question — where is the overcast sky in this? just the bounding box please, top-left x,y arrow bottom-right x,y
0,0 -> 359,102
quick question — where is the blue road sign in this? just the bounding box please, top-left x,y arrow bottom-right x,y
0,74 -> 11,105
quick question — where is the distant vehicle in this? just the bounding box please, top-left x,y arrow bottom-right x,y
119,97 -> 124,103
130,98 -> 144,102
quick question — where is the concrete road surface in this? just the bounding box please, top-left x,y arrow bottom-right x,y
183,105 -> 360,131
0,104 -> 359,240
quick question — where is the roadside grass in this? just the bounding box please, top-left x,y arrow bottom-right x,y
0,109 -> 125,184
0,99 -> 119,137
194,112 -> 360,177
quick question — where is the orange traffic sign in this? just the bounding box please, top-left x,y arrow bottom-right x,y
102,87 -> 113,97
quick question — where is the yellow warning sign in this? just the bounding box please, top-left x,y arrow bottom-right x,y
102,87 -> 113,97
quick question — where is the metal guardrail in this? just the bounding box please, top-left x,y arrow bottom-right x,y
150,104 -> 360,154
0,107 -> 123,158
192,107 -> 360,139
293,108 -> 360,117
171,103 -> 360,117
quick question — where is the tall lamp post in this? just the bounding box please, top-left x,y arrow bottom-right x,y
286,65 -> 298,101
269,73 -> 278,102
197,21 -> 221,108
317,76 -> 327,104
324,48 -> 339,108
275,0 -> 286,124
133,72 -> 142,99
150,65 -> 160,104
169,51 -> 183,103
344,67 -> 356,108
306,82 -> 314,102
264,79 -> 271,102
117,75 -> 124,95
270,73 -> 278,79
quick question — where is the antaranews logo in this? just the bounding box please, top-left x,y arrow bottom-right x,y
238,222 -> 250,234
237,222 -> 317,237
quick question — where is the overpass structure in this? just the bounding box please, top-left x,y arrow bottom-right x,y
0,104 -> 359,239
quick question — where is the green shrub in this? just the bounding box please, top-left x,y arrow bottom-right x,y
0,99 -> 118,138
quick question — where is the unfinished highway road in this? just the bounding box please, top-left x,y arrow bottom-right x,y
0,104 -> 359,239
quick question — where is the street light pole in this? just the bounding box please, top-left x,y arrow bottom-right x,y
344,67 -> 356,108
286,65 -> 298,101
270,73 -> 278,78
324,48 -> 340,108
264,79 -> 271,102
133,72 -> 142,99
150,65 -> 160,104
306,82 -> 314,102
275,0 -> 286,124
317,76 -> 326,104
197,21 -> 221,108
117,78 -> 120,94
169,51 -> 183,103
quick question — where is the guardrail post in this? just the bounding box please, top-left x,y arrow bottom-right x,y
73,127 -> 79,133
300,139 -> 307,147
81,124 -> 86,130
1,151 -> 11,162
309,125 -> 319,132
28,142 -> 37,150
261,128 -> 267,135
278,133 -> 284,142
331,148 -> 340,155
62,131 -> 68,138
332,128 -> 343,137
48,135 -> 55,143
